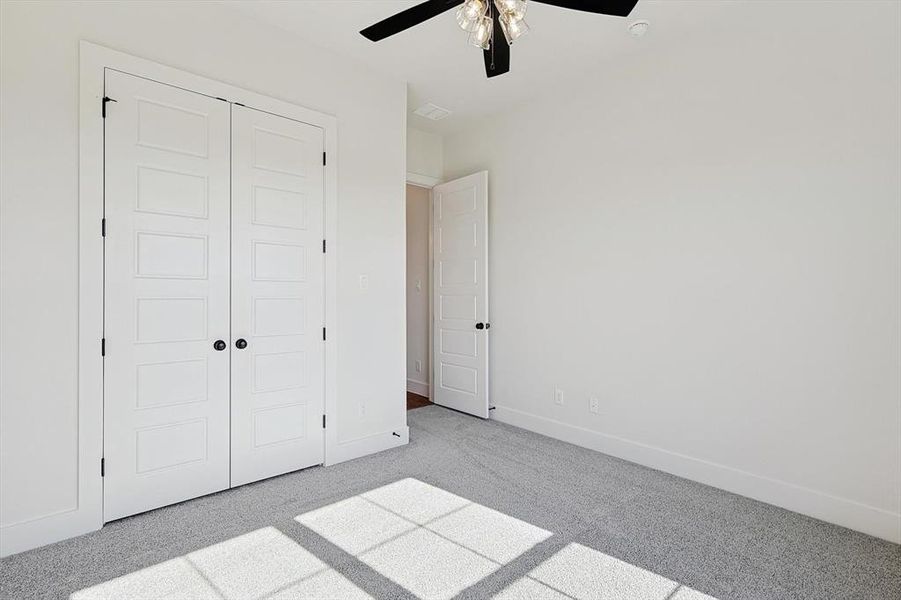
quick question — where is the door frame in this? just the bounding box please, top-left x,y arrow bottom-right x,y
78,41 -> 338,531
405,174 -> 440,400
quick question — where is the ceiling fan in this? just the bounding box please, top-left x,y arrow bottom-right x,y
360,0 -> 639,79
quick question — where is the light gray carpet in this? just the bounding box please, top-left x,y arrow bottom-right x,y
0,405 -> 898,599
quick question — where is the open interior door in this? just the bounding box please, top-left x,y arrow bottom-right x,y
431,171 -> 489,418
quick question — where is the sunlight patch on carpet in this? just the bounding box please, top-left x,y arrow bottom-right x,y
70,527 -> 371,600
494,542 -> 719,600
295,478 -> 553,600
71,479 -> 719,600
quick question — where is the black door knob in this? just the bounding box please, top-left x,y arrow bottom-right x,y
476,322 -> 485,330
213,340 -> 227,351
235,338 -> 248,349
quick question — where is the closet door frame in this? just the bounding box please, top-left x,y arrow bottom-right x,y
73,42 -> 338,543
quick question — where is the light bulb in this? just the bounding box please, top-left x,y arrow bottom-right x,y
494,0 -> 527,20
456,0 -> 487,32
468,15 -> 492,50
500,12 -> 529,44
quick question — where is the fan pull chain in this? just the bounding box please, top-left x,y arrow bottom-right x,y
489,1 -> 495,69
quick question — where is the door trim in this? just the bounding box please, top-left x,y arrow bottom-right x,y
405,175 -> 439,400
69,41 -> 338,547
406,172 -> 441,188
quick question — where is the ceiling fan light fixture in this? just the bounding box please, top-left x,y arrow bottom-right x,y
500,12 -> 529,45
359,0 -> 640,79
468,14 -> 493,49
456,0 -> 487,31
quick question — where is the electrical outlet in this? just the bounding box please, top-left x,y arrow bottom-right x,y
415,360 -> 422,373
415,279 -> 422,292
359,274 -> 369,290
554,386 -> 564,406
589,396 -> 600,414
359,403 -> 367,417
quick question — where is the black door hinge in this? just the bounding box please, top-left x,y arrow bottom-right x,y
322,239 -> 326,254
322,414 -> 326,429
102,96 -> 117,118
101,338 -> 106,356
322,327 -> 326,341
101,218 -> 106,237
100,458 -> 105,477
322,152 -> 327,166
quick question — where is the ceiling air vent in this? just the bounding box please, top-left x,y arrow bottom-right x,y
413,103 -> 452,121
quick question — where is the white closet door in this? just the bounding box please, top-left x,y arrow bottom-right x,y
103,70 -> 231,521
230,105 -> 325,486
432,171 -> 490,418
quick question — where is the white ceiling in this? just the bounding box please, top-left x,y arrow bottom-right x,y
224,1 -> 734,134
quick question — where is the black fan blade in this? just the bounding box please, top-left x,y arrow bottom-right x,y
483,14 -> 510,78
532,0 -> 638,17
361,0 -> 461,41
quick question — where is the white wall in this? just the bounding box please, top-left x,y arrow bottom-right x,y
407,127 -> 444,182
444,1 -> 901,542
406,184 -> 431,396
0,0 -> 407,555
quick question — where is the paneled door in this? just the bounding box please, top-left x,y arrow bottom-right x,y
230,105 -> 325,486
431,172 -> 490,418
103,70 -> 231,520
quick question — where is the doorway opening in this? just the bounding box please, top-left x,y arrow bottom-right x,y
406,183 -> 433,411
405,172 -> 490,418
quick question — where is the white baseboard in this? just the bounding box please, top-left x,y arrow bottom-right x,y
491,405 -> 901,544
0,508 -> 101,558
324,426 -> 410,466
2,425 -> 410,556
406,379 -> 430,398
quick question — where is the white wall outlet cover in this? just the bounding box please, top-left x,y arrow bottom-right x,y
590,397 -> 600,414
554,387 -> 564,405
359,274 -> 369,290
415,360 -> 422,373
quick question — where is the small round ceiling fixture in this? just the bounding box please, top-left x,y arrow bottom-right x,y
628,20 -> 650,38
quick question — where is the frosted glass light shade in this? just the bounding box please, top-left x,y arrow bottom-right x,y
495,0 -> 527,20
456,0 -> 487,32
500,12 -> 529,44
468,15 -> 493,50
